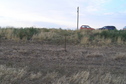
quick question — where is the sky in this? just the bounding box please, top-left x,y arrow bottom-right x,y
0,0 -> 126,30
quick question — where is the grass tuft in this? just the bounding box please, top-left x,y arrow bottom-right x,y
114,53 -> 126,60
86,52 -> 103,58
0,65 -> 27,84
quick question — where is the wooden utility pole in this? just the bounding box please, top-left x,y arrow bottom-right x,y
77,7 -> 79,30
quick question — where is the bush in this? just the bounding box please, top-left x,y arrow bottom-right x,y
13,27 -> 40,40
1,27 -> 126,45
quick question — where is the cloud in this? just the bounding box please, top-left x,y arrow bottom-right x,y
84,0 -> 111,12
0,8 -> 76,28
103,12 -> 115,15
0,0 -> 125,29
0,0 -> 78,28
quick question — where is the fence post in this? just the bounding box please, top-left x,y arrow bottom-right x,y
64,34 -> 67,52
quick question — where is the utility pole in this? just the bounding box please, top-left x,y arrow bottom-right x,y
77,7 -> 79,30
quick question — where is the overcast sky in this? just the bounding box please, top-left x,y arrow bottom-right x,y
0,0 -> 126,29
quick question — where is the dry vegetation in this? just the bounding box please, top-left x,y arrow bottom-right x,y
1,27 -> 126,45
0,64 -> 125,84
114,53 -> 126,60
0,27 -> 126,84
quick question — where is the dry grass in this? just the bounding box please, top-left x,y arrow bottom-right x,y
1,28 -> 126,84
69,71 -> 89,84
29,72 -> 42,80
0,40 -> 126,84
0,64 -> 125,84
117,37 -> 123,44
44,71 -> 58,79
4,28 -> 14,39
32,31 -> 57,41
0,28 -> 14,40
80,36 -> 89,45
48,70 -> 126,84
1,28 -> 126,46
0,65 -> 126,84
114,53 -> 126,60
105,38 -> 112,44
0,65 -> 27,84
86,52 -> 103,58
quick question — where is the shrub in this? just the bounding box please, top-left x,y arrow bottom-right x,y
13,27 -> 39,40
1,27 -> 126,45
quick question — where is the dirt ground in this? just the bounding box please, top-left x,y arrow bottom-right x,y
0,40 -> 126,83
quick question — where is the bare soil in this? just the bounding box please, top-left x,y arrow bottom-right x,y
0,40 -> 126,83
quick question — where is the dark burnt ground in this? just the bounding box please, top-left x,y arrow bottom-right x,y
0,40 -> 126,75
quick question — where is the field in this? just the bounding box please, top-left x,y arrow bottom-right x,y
0,28 -> 126,84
